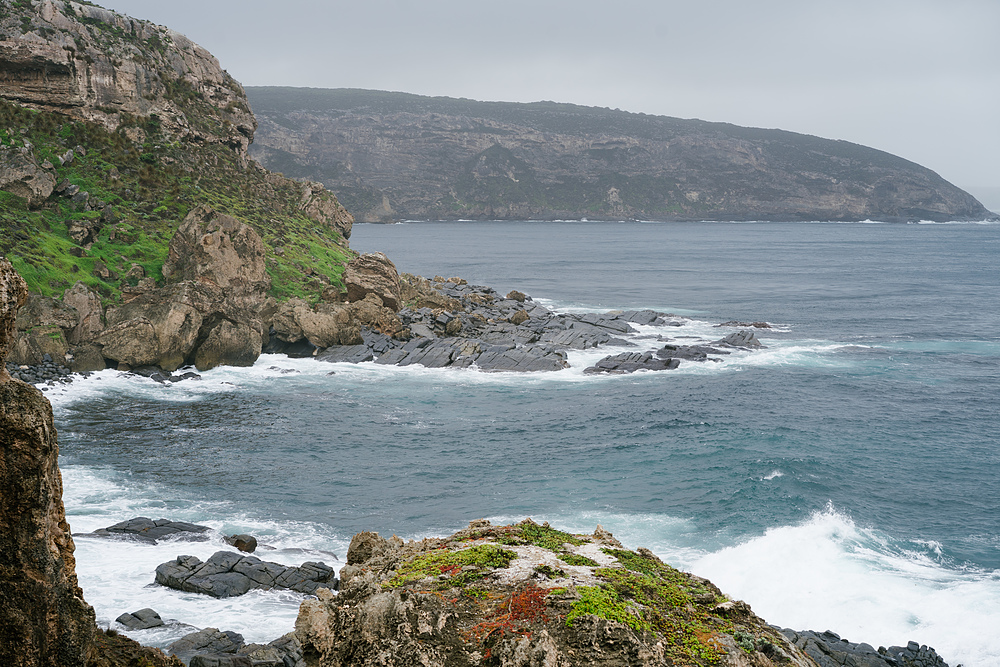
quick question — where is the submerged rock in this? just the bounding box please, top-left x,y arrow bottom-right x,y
89,517 -> 212,544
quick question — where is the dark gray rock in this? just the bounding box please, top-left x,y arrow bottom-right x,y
779,629 -> 950,667
315,344 -> 374,364
115,608 -> 164,630
714,329 -> 764,348
168,628 -> 245,664
656,344 -> 729,362
584,351 -> 680,374
90,517 -> 211,544
155,551 -> 337,598
190,655 -> 251,667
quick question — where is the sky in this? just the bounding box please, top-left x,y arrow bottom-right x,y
96,0 -> 999,209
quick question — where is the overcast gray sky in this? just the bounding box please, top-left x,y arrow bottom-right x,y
97,0 -> 999,206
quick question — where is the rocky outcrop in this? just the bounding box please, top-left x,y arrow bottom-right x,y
0,143 -> 57,206
779,630 -> 950,667
295,519 -> 819,667
0,0 -> 255,156
90,517 -> 212,544
155,550 -> 338,598
161,206 -> 270,305
0,256 -> 95,665
166,629 -> 305,667
343,252 -> 402,311
247,87 -> 993,223
97,207 -> 270,371
297,180 -> 354,241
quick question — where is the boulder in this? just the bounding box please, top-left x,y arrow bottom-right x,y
9,325 -> 70,366
193,318 -> 262,371
0,258 -> 96,665
94,317 -> 162,368
298,181 -> 354,241
115,608 -> 164,631
161,206 -> 270,307
61,282 -> 104,344
0,146 -> 56,206
224,534 -> 258,554
155,551 -> 338,598
236,633 -> 305,667
715,329 -> 764,348
167,628 -> 245,665
344,253 -> 402,311
67,344 -> 106,373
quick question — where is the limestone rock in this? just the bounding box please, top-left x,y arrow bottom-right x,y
295,520 -> 819,667
0,258 -> 96,666
61,282 -> 104,345
193,318 -> 262,371
0,4 -> 256,156
298,181 -> 354,241
0,145 -> 56,206
344,252 -> 402,312
162,206 -> 270,305
66,343 -> 105,373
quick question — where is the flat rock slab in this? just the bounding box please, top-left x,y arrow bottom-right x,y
115,607 -> 164,630
155,551 -> 338,598
90,517 -> 211,544
584,351 -> 680,375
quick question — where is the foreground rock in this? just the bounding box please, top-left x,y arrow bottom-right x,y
166,628 -> 304,667
1,258 -> 180,666
155,551 -> 338,598
116,608 -> 165,631
296,518 -> 817,667
0,257 -> 95,665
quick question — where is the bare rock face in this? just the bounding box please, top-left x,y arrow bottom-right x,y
0,145 -> 57,207
61,282 -> 105,345
162,206 -> 270,304
343,252 -> 402,312
299,181 -> 354,241
0,257 -> 96,666
0,1 -> 256,156
296,519 -> 819,667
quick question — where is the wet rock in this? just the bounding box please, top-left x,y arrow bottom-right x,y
716,320 -> 771,329
155,551 -> 338,598
237,633 -> 305,667
167,628 -> 245,665
116,608 -> 165,631
584,351 -> 681,374
224,534 -> 258,554
779,629 -> 951,667
656,343 -> 729,362
715,329 -> 764,348
90,517 -> 212,544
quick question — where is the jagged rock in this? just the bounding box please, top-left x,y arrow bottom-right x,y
155,551 -> 338,598
344,252 -> 402,311
61,282 -> 104,344
780,629 -> 950,667
161,207 -> 270,306
715,329 -> 764,348
0,258 -> 96,665
717,320 -> 771,329
167,628 -> 245,665
298,181 -> 354,240
190,656 -> 251,667
584,351 -> 681,374
115,608 -> 164,631
656,343 -> 730,361
295,519 -> 818,667
89,517 -> 211,544
0,145 -> 56,206
236,633 -> 305,667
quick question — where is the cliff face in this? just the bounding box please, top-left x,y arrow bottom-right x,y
0,256 -> 95,667
0,0 -> 255,156
247,87 -> 992,223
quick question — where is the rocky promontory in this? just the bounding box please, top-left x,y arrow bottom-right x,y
247,87 -> 992,223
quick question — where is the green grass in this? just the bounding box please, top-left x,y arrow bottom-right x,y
494,522 -> 587,551
0,99 -> 353,304
384,545 -> 517,590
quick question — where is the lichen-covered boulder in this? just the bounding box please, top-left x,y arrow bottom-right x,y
295,519 -> 818,667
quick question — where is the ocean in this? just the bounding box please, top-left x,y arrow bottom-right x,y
45,220 -> 1000,666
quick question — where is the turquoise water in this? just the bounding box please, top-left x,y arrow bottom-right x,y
49,221 -> 1000,664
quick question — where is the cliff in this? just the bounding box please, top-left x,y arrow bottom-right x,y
0,0 -> 354,308
246,87 -> 992,223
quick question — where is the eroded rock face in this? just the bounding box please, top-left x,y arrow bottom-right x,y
0,258 -> 95,666
296,519 -> 819,667
343,252 -> 402,312
162,206 -> 270,303
299,181 -> 354,241
0,1 -> 256,155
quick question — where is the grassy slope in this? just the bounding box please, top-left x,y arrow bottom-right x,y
0,99 -> 353,304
